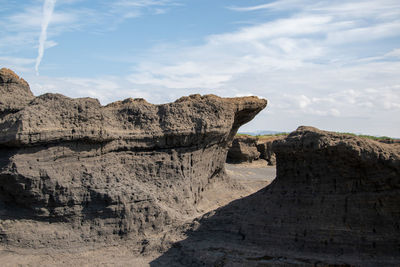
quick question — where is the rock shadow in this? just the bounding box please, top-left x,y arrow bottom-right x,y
149,181 -> 340,267
151,145 -> 400,267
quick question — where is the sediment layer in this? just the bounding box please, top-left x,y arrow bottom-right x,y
0,68 -> 267,248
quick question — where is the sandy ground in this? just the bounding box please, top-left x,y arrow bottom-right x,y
226,160 -> 276,192
0,161 -> 276,266
0,246 -> 154,267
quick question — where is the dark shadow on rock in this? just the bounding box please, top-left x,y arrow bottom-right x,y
150,183 -> 359,267
151,127 -> 400,267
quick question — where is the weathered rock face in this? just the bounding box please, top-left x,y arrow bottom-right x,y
0,68 -> 34,115
256,136 -> 285,165
154,126 -> 400,266
0,68 -> 267,248
226,135 -> 260,163
378,139 -> 400,145
227,135 -> 286,165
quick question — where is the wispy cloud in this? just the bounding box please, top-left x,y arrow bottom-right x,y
385,48 -> 400,58
108,0 -> 180,22
0,56 -> 36,73
120,0 -> 400,136
35,0 -> 57,76
2,0 -> 400,136
0,0 -> 181,79
228,0 -> 305,12
0,4 -> 80,55
112,0 -> 175,7
0,0 -> 178,55
124,0 -> 400,87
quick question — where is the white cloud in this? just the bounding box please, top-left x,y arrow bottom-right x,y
7,5 -> 74,30
0,1 -> 82,73
108,0 -> 179,22
0,0 -> 177,56
208,16 -> 332,44
230,0 -> 400,18
121,0 -> 399,95
326,21 -> 400,44
0,56 -> 36,72
385,48 -> 400,58
228,0 -> 304,12
2,0 -> 400,136
298,95 -> 311,109
35,0 -> 57,76
116,0 -> 400,135
26,74 -> 166,105
113,0 -> 174,7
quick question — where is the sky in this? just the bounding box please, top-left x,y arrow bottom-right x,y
1,0 -> 400,137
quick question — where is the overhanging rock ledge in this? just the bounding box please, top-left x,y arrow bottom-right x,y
0,68 -> 267,248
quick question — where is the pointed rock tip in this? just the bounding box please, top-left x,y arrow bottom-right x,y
0,68 -> 30,87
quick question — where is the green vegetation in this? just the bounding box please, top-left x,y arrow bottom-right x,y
236,132 -> 289,140
235,133 -> 253,137
256,132 -> 289,137
255,133 -> 289,140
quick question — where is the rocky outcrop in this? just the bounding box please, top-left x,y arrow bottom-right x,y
378,139 -> 400,145
227,135 -> 286,165
226,135 -> 260,163
256,136 -> 285,165
0,68 -> 34,115
0,68 -> 267,249
153,126 -> 400,266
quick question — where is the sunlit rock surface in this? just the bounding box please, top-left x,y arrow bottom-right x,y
0,68 -> 267,249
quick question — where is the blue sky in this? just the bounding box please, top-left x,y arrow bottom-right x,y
1,0 -> 400,137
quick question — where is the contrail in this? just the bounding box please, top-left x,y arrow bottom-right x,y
35,0 -> 56,76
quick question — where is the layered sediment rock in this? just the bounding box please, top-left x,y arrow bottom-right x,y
226,135 -> 260,163
0,68 -> 267,248
154,126 -> 400,266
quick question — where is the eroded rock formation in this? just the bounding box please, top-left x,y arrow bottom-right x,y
0,68 -> 34,115
379,139 -> 400,145
226,135 -> 260,163
154,126 -> 400,266
256,136 -> 285,165
0,68 -> 267,248
227,135 -> 285,165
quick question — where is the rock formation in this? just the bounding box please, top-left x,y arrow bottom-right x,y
226,135 -> 260,163
0,68 -> 267,249
378,139 -> 400,145
0,68 -> 34,115
227,135 -> 286,165
153,126 -> 400,266
256,136 -> 285,165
